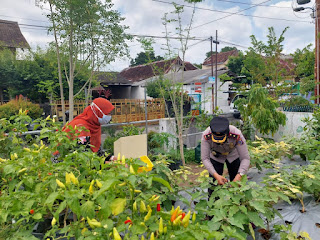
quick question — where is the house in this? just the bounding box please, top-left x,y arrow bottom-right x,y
0,19 -> 30,55
134,67 -> 232,114
95,56 -> 198,99
202,49 -> 238,70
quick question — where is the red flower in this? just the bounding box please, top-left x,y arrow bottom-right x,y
30,209 -> 34,214
48,173 -> 52,175
124,219 -> 132,225
156,203 -> 161,212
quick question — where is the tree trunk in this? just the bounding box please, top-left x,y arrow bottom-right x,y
0,88 -> 3,103
50,2 -> 66,124
68,14 -> 74,121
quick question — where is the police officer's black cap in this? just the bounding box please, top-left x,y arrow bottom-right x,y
210,116 -> 229,137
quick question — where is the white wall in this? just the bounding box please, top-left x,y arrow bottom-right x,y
259,112 -> 312,141
131,86 -> 145,99
185,78 -> 231,115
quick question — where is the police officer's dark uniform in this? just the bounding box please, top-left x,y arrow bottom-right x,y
201,116 -> 250,198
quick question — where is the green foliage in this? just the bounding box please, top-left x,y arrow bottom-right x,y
248,137 -> 291,170
292,44 -> 315,95
130,51 -> 164,66
148,131 -> 173,154
263,161 -> 320,213
227,51 -> 245,77
281,95 -> 312,107
205,51 -> 217,58
221,46 -> 237,53
204,177 -> 290,239
146,77 -> 169,99
234,27 -> 289,90
0,112 -> 313,239
0,96 -> 42,119
274,224 -> 311,240
285,107 -> 320,161
103,125 -> 144,153
0,49 -> 20,100
236,84 -> 286,135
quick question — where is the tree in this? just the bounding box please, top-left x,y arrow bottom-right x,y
236,84 -> 286,137
221,46 -> 237,53
38,0 -> 130,123
130,51 -> 164,66
143,3 -> 198,166
241,27 -> 289,93
227,51 -> 245,76
292,44 -> 315,95
0,49 -> 20,102
205,51 -> 217,58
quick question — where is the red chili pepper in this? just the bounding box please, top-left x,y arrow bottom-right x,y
30,209 -> 34,214
124,220 -> 132,224
48,173 -> 52,175
157,203 -> 161,212
180,212 -> 186,220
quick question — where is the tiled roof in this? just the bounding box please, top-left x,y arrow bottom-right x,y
0,20 -> 30,49
119,57 -> 198,82
203,49 -> 238,66
95,71 -> 131,85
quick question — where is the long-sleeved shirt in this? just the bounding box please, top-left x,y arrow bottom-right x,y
201,125 -> 250,176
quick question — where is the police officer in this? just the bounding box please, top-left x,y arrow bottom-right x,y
201,116 -> 250,196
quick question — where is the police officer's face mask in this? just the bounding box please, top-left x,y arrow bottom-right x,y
91,102 -> 112,125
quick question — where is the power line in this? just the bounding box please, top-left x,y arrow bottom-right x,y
188,38 -> 210,48
129,33 -> 206,41
152,0 -> 311,29
216,0 -> 292,9
0,14 -> 48,23
219,39 -> 250,49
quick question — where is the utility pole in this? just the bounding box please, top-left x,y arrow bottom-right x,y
210,36 -> 214,112
316,0 -> 320,104
210,34 -> 219,112
215,30 -> 218,110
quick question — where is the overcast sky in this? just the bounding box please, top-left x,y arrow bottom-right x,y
0,0 -> 316,71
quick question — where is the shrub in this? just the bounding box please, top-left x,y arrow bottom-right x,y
282,95 -> 312,107
0,95 -> 42,119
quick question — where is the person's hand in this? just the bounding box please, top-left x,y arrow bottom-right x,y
233,174 -> 242,182
213,173 -> 228,185
105,156 -> 117,164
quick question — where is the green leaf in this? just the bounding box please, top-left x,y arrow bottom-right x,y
68,198 -> 81,216
32,213 -> 42,220
249,201 -> 266,213
0,209 -> 8,223
239,205 -> 247,214
110,198 -> 126,216
55,200 -> 67,218
247,211 -> 264,228
228,205 -> 239,217
207,219 -> 221,231
45,192 -> 60,210
80,200 -> 95,219
249,222 -> 256,240
3,164 -> 15,175
208,232 -> 225,240
152,177 -> 173,192
93,179 -> 116,200
228,212 -> 247,230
